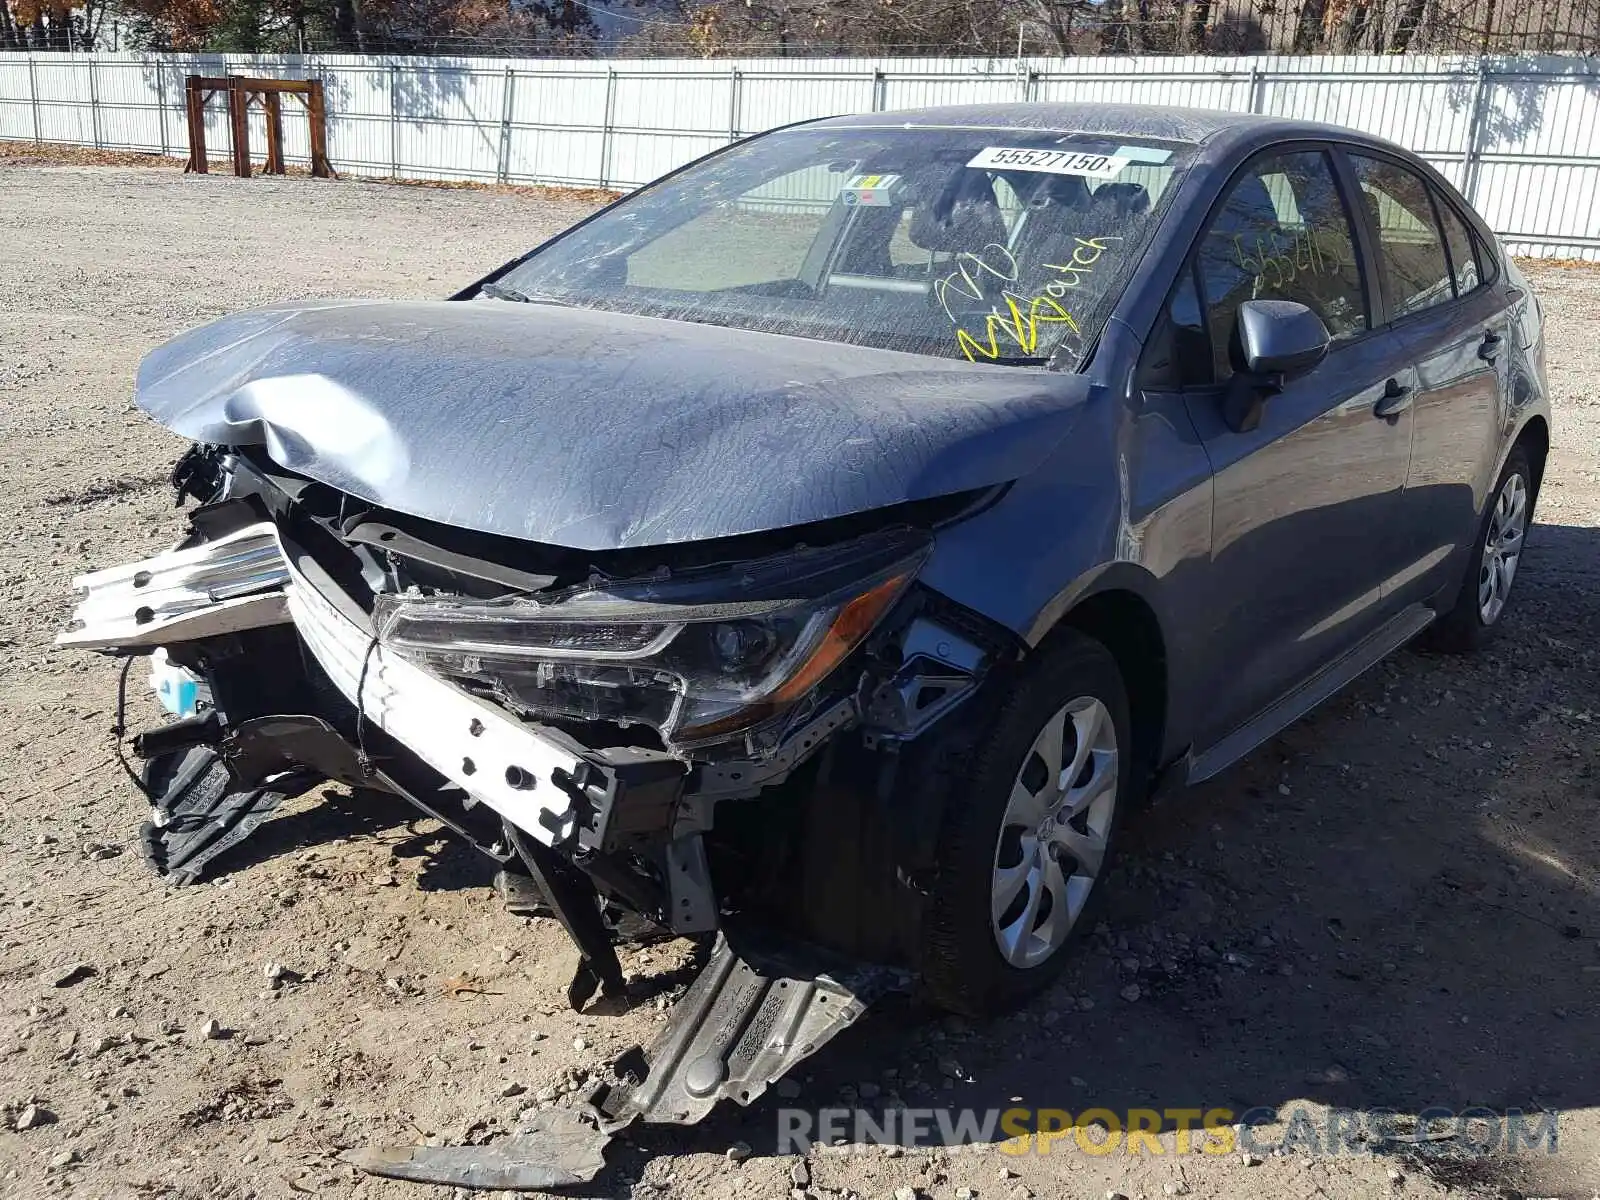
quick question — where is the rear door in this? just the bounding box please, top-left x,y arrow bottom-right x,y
1141,145 -> 1418,748
1342,150 -> 1508,607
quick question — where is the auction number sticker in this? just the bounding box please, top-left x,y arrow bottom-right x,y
967,147 -> 1129,178
841,173 -> 903,206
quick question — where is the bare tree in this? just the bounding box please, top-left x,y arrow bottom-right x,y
0,2 -> 22,46
1388,0 -> 1428,49
1292,0 -> 1327,47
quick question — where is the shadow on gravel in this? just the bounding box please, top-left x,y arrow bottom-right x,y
388,820 -> 501,893
200,787 -> 398,878
613,520 -> 1598,1194
204,787 -> 495,893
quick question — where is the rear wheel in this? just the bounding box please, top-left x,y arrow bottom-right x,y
920,630 -> 1131,1016
1426,446 -> 1533,652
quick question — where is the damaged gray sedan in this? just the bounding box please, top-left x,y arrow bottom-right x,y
60,102 -> 1548,1185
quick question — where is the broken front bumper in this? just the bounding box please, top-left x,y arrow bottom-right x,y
57,519 -> 912,1191
348,931 -> 902,1189
60,523 -> 592,851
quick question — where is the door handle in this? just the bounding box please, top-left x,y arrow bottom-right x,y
1479,331 -> 1503,362
1374,378 -> 1413,419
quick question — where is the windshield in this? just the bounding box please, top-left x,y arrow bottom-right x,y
493,125 -> 1191,368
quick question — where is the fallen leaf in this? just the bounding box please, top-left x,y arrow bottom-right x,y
444,973 -> 494,999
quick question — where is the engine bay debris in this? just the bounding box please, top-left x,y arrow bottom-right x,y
344,932 -> 908,1191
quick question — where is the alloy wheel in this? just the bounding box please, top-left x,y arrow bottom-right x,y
990,695 -> 1118,969
1479,472 -> 1528,625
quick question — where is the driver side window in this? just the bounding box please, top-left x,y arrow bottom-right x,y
1194,149 -> 1368,382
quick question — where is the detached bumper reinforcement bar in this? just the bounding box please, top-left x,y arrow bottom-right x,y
284,552 -> 587,849
57,523 -> 291,651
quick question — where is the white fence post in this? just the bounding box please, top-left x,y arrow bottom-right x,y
156,60 -> 169,157
1460,60 -> 1491,204
727,65 -> 741,142
389,63 -> 400,178
27,55 -> 40,144
497,66 -> 515,183
599,66 -> 617,187
88,56 -> 101,147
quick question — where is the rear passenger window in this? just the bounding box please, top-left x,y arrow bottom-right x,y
1194,150 -> 1366,382
1434,194 -> 1483,296
1474,230 -> 1500,284
1350,154 -> 1453,319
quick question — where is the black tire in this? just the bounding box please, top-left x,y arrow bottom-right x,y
919,629 -> 1133,1017
1424,446 -> 1534,653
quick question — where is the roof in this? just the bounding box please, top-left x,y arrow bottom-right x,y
808,101 -> 1343,146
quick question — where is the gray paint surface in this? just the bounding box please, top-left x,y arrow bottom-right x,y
810,101 -> 1343,142
136,298 -> 1092,551
131,102 -> 1552,776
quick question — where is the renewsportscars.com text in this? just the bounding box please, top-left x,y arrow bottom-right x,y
776,1105 -> 1559,1157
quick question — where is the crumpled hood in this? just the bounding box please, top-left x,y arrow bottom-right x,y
135,299 -> 1092,551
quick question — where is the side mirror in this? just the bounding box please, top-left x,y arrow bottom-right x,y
1236,299 -> 1330,378
1222,300 -> 1332,432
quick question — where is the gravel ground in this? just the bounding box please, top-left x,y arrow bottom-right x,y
0,163 -> 1597,1200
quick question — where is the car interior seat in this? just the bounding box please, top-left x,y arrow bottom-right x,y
908,167 -> 1011,256
831,205 -> 903,277
1085,181 -> 1151,219
1005,173 -> 1091,266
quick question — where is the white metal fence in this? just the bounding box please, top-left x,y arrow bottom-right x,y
1,51 -> 1597,259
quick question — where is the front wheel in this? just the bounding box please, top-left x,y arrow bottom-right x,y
919,630 -> 1131,1017
1425,446 -> 1533,652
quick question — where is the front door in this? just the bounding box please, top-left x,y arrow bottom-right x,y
1170,146 -> 1417,748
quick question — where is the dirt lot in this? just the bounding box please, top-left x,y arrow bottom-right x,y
0,162 -> 1596,1200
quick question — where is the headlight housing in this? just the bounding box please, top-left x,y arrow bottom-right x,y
373,530 -> 928,753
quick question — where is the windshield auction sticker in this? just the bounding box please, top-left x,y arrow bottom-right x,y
967,147 -> 1130,177
840,173 -> 903,206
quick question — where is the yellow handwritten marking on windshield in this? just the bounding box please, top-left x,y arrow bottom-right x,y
955,292 -> 1081,361
950,237 -> 1118,362
1040,234 -> 1123,292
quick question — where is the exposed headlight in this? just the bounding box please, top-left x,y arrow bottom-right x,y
373,531 -> 928,751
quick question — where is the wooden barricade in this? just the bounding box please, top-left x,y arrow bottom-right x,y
185,76 -> 335,180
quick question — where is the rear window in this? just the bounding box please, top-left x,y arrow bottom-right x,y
495,126 -> 1192,368
1350,153 -> 1455,319
1434,192 -> 1484,296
